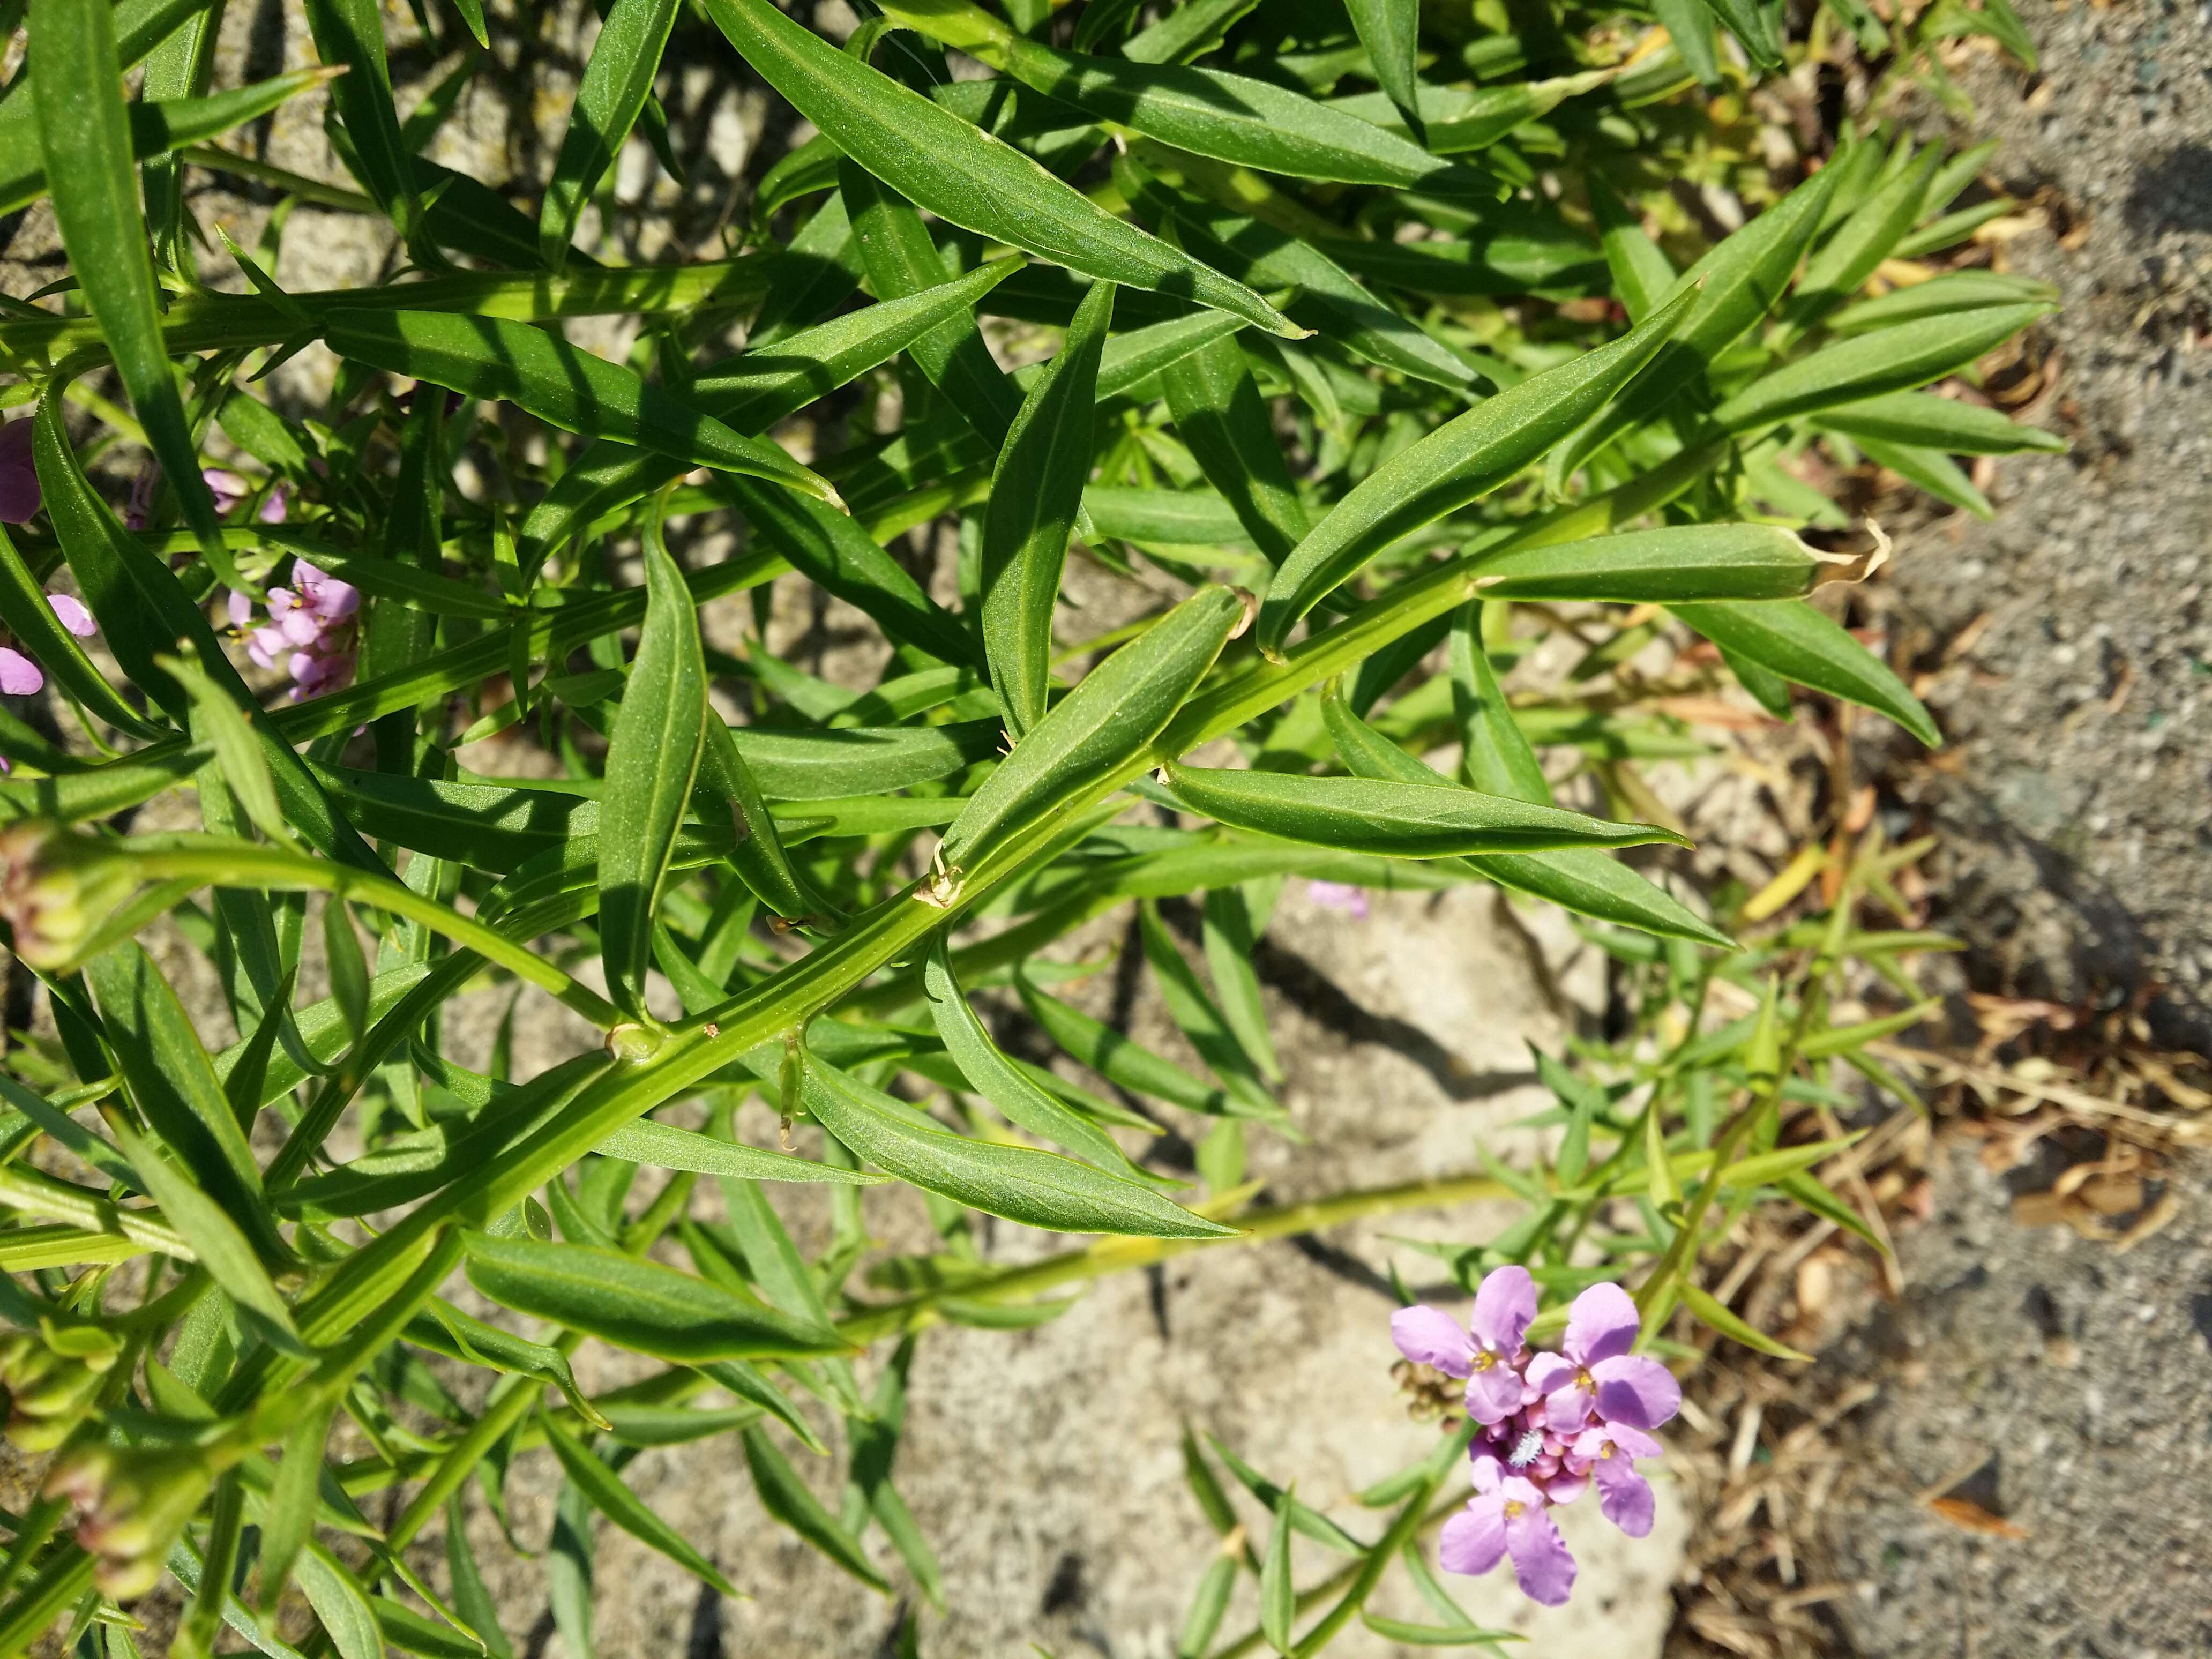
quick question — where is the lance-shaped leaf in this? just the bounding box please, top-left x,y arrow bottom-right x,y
940,585 -> 1246,872
542,1416 -> 744,1598
1694,0 -> 1784,68
1549,163 -> 1844,485
320,309 -> 841,507
30,0 -> 235,585
796,1052 -> 1233,1238
1331,68 -> 1618,154
1260,1483 -> 1298,1655
517,259 -> 1021,571
0,68 -> 334,216
1159,331 -> 1310,567
1711,303 -> 2056,435
1015,974 -> 1240,1116
839,162 -> 1026,451
922,936 -> 1145,1176
461,1234 -> 850,1361
1782,145 -> 1944,334
596,1116 -> 882,1184
737,719 -> 1003,799
1341,0 -> 1422,140
1257,286 -> 1694,653
1162,764 -> 1686,859
85,943 -> 295,1265
106,1116 -> 307,1355
1322,685 -> 1732,947
981,30 -> 1465,188
1825,270 -> 2058,333
743,1426 -> 891,1592
1814,390 -> 2065,455
302,0 -> 429,257
1201,884 -> 1281,1082
1466,524 -> 1838,604
983,279 -> 1114,738
1669,600 -> 1940,746
696,0 -> 1299,337
694,715 -> 846,928
541,0 -> 682,269
599,512 -> 707,1022
409,1301 -> 609,1428
1117,158 -> 1475,388
1136,901 -> 1279,1115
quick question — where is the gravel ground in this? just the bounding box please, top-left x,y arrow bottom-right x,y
1878,0 -> 2212,1050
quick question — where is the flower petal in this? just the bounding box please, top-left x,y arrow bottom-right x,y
1524,1352 -> 1577,1395
1438,1499 -> 1507,1578
1463,1361 -> 1523,1424
1391,1305 -> 1474,1377
1469,1265 -> 1537,1355
1594,1456 -> 1654,1537
0,647 -> 41,695
45,593 -> 94,637
1564,1280 -> 1640,1366
1590,1355 -> 1681,1430
1542,1386 -> 1593,1433
1505,1505 -> 1577,1606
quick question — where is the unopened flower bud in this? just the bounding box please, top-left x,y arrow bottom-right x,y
0,822 -> 136,970
45,1443 -> 213,1601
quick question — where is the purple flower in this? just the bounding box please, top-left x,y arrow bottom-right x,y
0,420 -> 38,524
1306,879 -> 1369,918
203,469 -> 288,525
0,593 -> 100,696
1391,1267 -> 1538,1424
1399,1270 -> 1681,1608
1566,1421 -> 1663,1537
228,561 -> 357,699
1440,1457 -> 1578,1606
1524,1282 -> 1680,1432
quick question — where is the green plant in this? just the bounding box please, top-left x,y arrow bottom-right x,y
0,0 -> 2048,1649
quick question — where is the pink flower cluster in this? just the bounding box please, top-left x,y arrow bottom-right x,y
1392,1268 -> 1680,1607
227,561 -> 358,699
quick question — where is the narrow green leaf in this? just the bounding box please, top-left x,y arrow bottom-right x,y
1015,975 -> 1239,1117
540,0 -> 682,269
596,1117 -> 882,1184
320,310 -> 841,507
742,1425 -> 890,1593
1587,174 -> 1676,322
982,279 -> 1114,737
256,1402 -> 334,1614
542,1415 -> 744,1598
411,1301 -> 609,1430
1824,270 -> 2058,333
1256,286 -> 1694,652
599,509 -> 708,1022
1179,1556 -> 1239,1659
3,65 -> 333,221
1342,0 -> 1423,138
302,0 -> 429,257
163,654 -> 292,848
461,1234 -> 851,1362
323,899 -> 371,1047
1162,765 -> 1687,859
1678,1281 -> 1811,1361
1784,145 -> 1944,331
30,0 -> 235,584
106,1116 -> 307,1355
222,967 -> 297,1133
1712,303 -> 2053,435
1467,524 -> 1833,604
1201,884 -> 1281,1083
940,585 -> 1245,872
1669,600 -> 1939,745
444,1498 -> 513,1659
922,937 -> 1145,1175
1814,389 -> 2066,454
1357,1613 -> 1523,1646
1160,331 -> 1311,567
294,1544 -> 384,1659
697,0 -> 1300,336
1695,0 -> 1784,66
839,162 -> 1027,452
1260,1485 -> 1297,1656
1136,901 -> 1279,1116
796,1052 -> 1233,1238
85,944 -> 290,1264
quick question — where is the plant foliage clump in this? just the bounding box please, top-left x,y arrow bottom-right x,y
0,0 -> 2048,1648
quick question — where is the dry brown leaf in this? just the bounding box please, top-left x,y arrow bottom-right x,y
1926,1496 -> 2029,1538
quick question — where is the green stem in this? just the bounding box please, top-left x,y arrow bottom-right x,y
123,839 -> 624,1030
837,1174 -> 1508,1345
